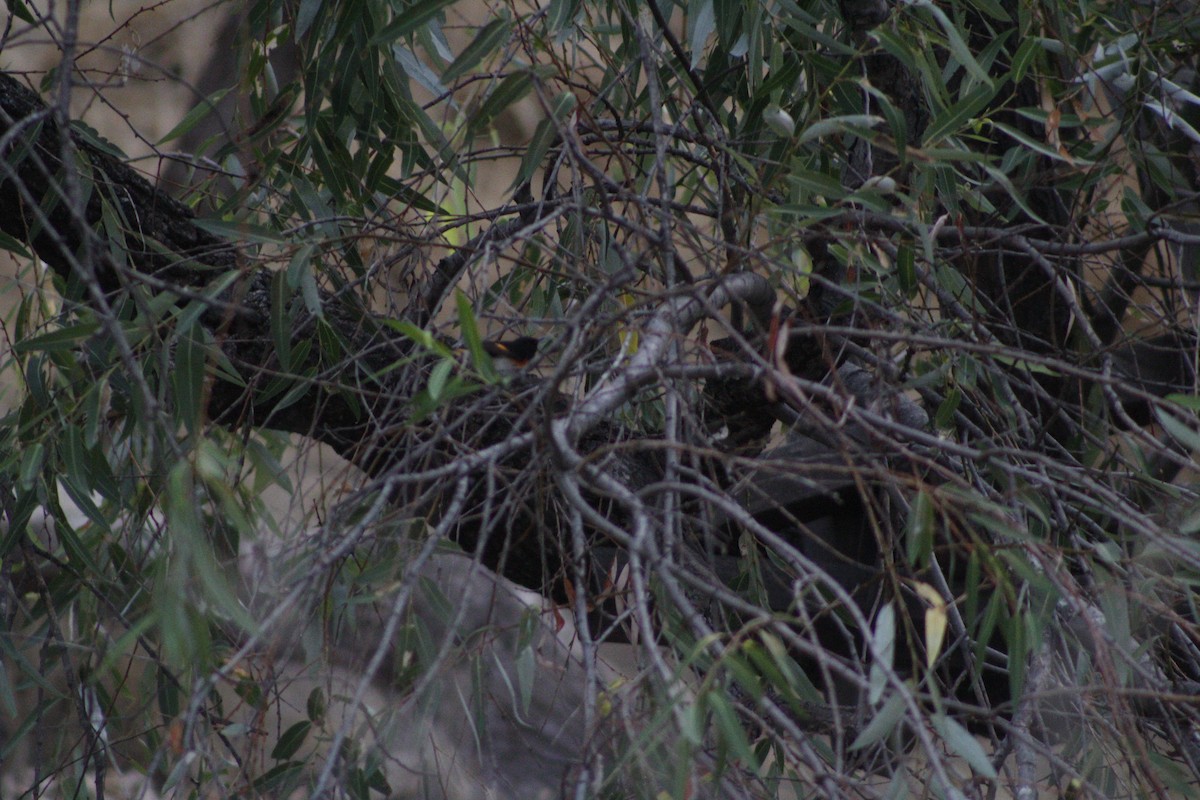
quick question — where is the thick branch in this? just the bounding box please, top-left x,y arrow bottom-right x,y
0,71 -> 420,463
0,73 -> 237,288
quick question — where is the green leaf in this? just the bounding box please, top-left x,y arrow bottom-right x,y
69,120 -> 128,159
286,243 -> 315,291
1,484 -> 37,557
157,88 -> 233,145
515,90 -> 577,188
427,358 -> 453,402
989,120 -> 1091,165
13,321 -> 100,354
442,15 -> 512,83
850,692 -> 906,750
906,491 -> 935,567
708,691 -> 758,768
252,762 -> 305,793
300,261 -> 323,317
156,666 -> 181,718
1155,407 -> 1200,451
455,291 -> 494,380
680,699 -> 705,746
862,85 -> 908,162
932,714 -> 998,778
54,480 -> 109,564
67,426 -> 119,502
271,367 -> 315,415
0,229 -> 32,259
369,0 -> 459,45
306,688 -> 326,724
272,720 -> 312,760
18,442 -> 44,490
5,0 -> 36,24
394,44 -> 447,98
469,70 -> 536,138
271,270 -> 293,372
915,0 -> 994,88
295,0 -> 324,38
381,319 -> 456,359
759,632 -> 822,703
1009,35 -> 1041,84
867,603 -> 896,705
687,0 -> 716,69
923,84 -> 996,145
547,0 -> 581,34
935,387 -> 961,429
1166,393 -> 1200,411
965,0 -> 1011,22
173,324 -> 208,434
798,114 -> 883,144
724,650 -> 764,702
981,164 -> 1049,225
193,218 -> 284,244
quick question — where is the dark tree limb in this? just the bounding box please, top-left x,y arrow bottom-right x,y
0,73 -> 239,290
0,71 -> 418,463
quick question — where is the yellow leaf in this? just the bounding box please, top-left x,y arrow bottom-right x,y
913,581 -> 948,669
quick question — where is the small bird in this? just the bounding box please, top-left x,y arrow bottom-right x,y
482,336 -> 539,373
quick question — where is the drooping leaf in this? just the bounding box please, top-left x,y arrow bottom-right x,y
369,0 -> 459,44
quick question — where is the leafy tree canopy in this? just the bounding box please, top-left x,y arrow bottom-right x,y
2,0 -> 1200,797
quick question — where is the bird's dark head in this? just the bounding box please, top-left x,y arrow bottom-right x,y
482,336 -> 540,369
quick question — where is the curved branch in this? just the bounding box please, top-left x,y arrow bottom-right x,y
558,271 -> 775,442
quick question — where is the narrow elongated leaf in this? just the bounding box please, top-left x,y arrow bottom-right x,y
157,88 -> 233,145
13,321 -> 99,354
515,91 -> 577,188
913,582 -> 948,668
18,443 -> 44,490
708,692 -> 758,767
299,263 -> 322,317
1156,407 -> 1200,450
382,319 -> 456,358
5,0 -> 36,24
456,291 -> 494,381
54,481 -> 109,563
271,270 -> 293,371
990,120 -> 1090,165
1167,394 -> 1200,411
173,325 -> 207,434
923,85 -> 995,145
272,721 -> 312,760
868,604 -> 896,705
369,0 -> 458,44
306,688 -> 326,724
427,358 -> 453,402
798,114 -> 883,144
906,490 -> 934,567
933,715 -> 998,778
294,0 -> 324,37
442,15 -> 512,83
394,45 -> 447,98
193,218 -> 283,244
850,692 -> 906,750
687,0 -> 715,68
469,71 -> 535,138
917,0 -> 994,88
0,229 -> 31,258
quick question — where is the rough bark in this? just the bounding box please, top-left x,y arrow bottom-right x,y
0,71 -> 415,461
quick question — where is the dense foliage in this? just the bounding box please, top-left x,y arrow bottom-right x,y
3,0 -> 1200,797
